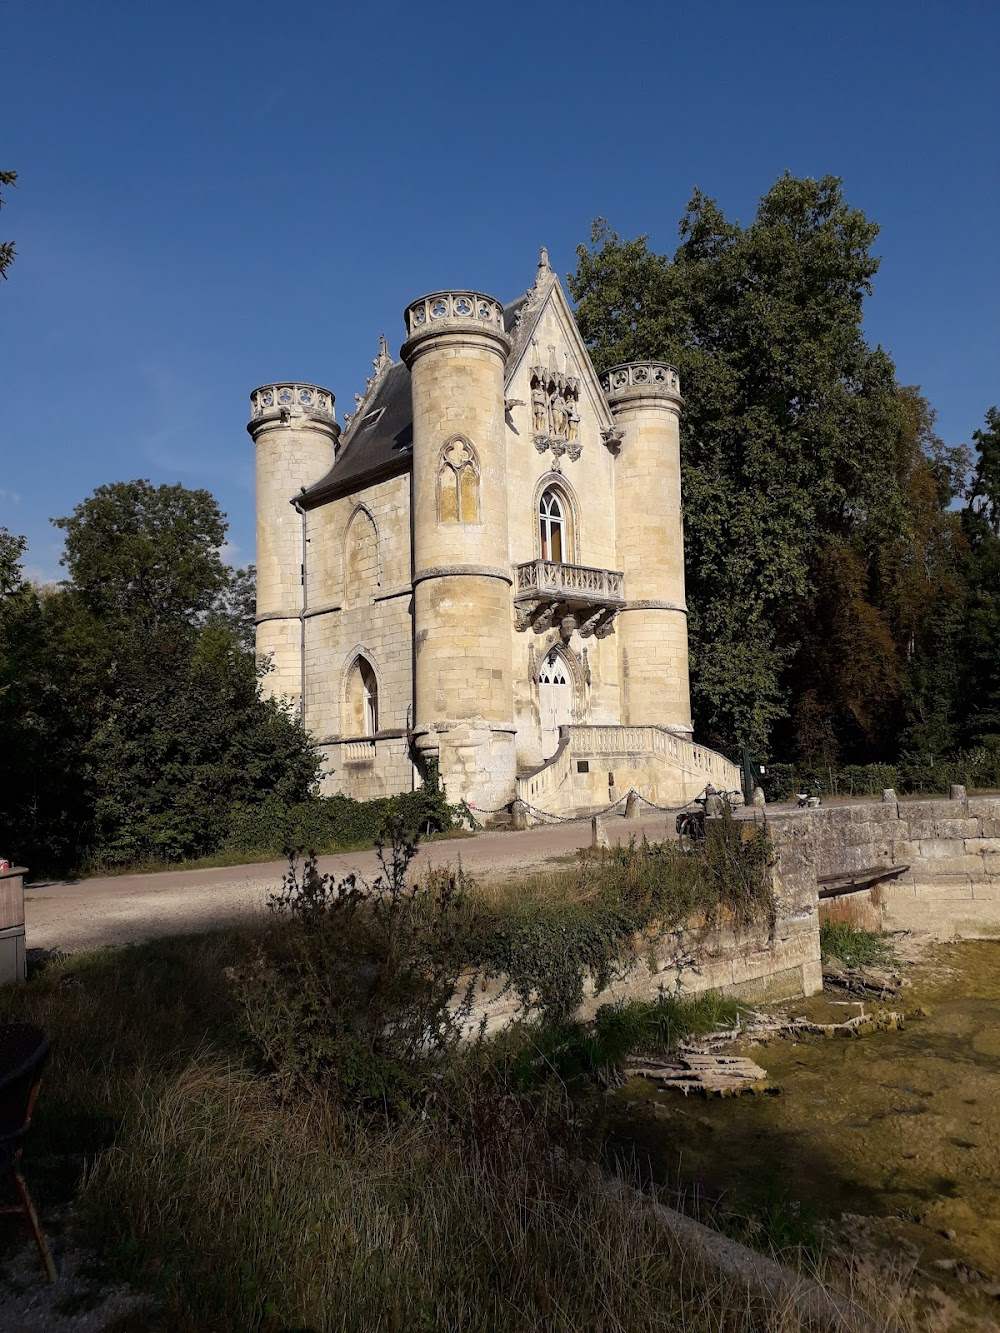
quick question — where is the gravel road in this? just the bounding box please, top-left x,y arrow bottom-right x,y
24,811 -> 680,955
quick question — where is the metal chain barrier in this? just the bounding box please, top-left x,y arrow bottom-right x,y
469,785 -> 735,826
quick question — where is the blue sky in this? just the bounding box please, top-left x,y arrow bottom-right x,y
2,0 -> 997,582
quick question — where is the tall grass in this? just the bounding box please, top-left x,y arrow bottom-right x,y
0,840 -> 908,1331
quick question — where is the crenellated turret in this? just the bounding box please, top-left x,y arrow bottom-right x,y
247,383 -> 339,707
602,362 -> 692,735
401,291 -> 517,809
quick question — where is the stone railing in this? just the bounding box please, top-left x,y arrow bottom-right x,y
515,725 -> 741,817
404,291 -> 505,337
518,731 -> 573,807
342,739 -> 376,764
249,383 -> 336,422
514,560 -> 625,603
600,362 -> 680,396
570,725 -> 741,787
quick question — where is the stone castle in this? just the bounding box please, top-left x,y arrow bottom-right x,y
249,251 -> 738,820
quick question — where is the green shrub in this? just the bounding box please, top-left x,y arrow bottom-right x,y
232,822 -> 475,1106
225,784 -> 462,858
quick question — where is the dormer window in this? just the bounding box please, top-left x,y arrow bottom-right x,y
358,408 -> 384,430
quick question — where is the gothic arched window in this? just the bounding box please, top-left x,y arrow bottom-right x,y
346,656 -> 379,736
539,488 -> 565,563
438,436 -> 480,523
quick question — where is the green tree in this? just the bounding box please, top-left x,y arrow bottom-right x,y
958,408 -> 1000,744
571,175 -> 908,757
53,479 -> 229,629
0,484 -> 317,873
0,169 -> 15,280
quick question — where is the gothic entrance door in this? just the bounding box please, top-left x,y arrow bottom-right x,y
538,650 -> 572,759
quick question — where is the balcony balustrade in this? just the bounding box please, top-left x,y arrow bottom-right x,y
513,560 -> 625,638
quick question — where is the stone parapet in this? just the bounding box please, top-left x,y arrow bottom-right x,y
401,291 -> 511,366
247,383 -> 339,439
601,362 -> 682,412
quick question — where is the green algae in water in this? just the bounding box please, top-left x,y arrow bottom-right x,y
605,941 -> 1000,1286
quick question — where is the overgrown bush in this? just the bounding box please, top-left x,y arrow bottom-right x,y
233,821 -> 475,1105
235,818 -> 777,1098
762,741 -> 1000,801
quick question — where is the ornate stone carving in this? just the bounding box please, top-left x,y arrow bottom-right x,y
600,425 -> 624,455
513,560 -> 624,638
600,362 -> 688,397
529,353 -> 583,462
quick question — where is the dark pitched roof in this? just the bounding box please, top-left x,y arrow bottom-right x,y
299,360 -> 413,508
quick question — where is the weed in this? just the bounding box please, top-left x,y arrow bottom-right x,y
819,921 -> 896,967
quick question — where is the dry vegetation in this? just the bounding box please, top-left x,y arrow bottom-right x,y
0,836 -> 914,1331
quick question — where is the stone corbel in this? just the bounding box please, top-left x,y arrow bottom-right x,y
601,426 -> 624,455
533,433 -> 550,454
593,609 -> 619,639
566,440 -> 582,462
514,599 -> 543,632
578,610 -> 605,639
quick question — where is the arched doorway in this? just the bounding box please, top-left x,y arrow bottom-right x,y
538,649 -> 572,758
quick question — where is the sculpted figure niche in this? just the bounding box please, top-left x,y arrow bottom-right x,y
529,360 -> 582,461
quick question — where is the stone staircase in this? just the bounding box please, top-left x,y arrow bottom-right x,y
516,725 -> 741,821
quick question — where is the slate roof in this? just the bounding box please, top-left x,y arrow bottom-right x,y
299,360 -> 413,508
299,286 -> 546,509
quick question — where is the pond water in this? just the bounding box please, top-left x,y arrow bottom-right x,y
605,941 -> 1000,1313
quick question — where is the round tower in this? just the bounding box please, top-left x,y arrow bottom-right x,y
401,291 -> 516,812
247,383 -> 339,707
602,362 -> 693,734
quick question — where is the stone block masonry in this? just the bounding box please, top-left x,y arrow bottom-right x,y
766,796 -> 1000,939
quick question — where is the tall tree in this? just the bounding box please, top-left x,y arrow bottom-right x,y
571,175 -> 908,757
0,484 -> 316,873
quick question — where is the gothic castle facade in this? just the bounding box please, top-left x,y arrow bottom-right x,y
249,252 -> 737,819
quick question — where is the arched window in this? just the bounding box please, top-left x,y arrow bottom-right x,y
539,488 -> 565,563
346,657 -> 379,736
438,436 -> 480,523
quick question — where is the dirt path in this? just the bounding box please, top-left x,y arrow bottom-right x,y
24,810 -> 680,954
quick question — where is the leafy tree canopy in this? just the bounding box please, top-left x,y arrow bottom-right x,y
571,175 -> 919,756
53,479 -> 230,629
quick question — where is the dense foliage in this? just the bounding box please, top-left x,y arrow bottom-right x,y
571,174 -> 998,774
0,481 -> 322,873
235,819 -> 775,1107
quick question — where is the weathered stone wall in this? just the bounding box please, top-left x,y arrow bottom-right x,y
765,796 -> 1000,939
304,472 -> 414,798
458,855 -> 822,1039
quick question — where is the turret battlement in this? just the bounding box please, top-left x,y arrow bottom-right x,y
401,291 -> 511,365
248,382 -> 339,439
600,362 -> 682,410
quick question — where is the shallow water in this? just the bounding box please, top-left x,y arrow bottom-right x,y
606,941 -> 1000,1296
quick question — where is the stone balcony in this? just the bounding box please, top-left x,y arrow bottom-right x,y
513,559 -> 625,638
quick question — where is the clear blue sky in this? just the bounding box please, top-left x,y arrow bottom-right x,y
2,0 -> 997,581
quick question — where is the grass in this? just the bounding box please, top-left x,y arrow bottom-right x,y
0,841 -> 908,1331
818,921 -> 897,968
0,934 -> 801,1332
